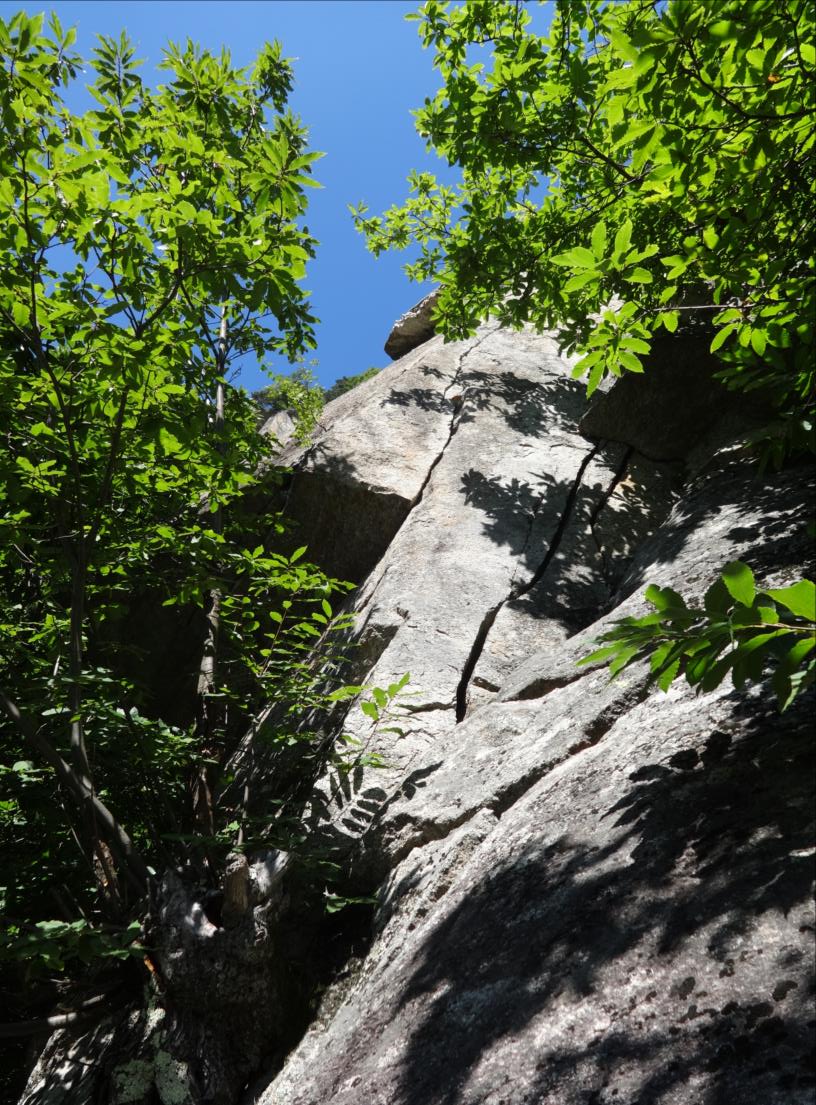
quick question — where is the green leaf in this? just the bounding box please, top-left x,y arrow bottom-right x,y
618,350 -> 644,373
613,220 -> 632,257
736,629 -> 788,657
623,267 -> 653,284
765,580 -> 815,621
702,226 -> 719,250
704,578 -> 731,616
721,561 -> 755,607
158,428 -> 182,455
552,246 -> 598,269
564,270 -> 599,293
586,359 -> 606,397
327,685 -> 362,702
772,661 -> 815,712
608,644 -> 640,676
710,323 -> 738,353
623,335 -> 650,353
660,254 -> 687,273
699,653 -> 734,692
786,636 -> 816,664
387,672 -> 410,697
644,584 -> 687,612
591,221 -> 607,260
577,643 -> 626,667
755,600 -> 780,625
657,658 -> 682,692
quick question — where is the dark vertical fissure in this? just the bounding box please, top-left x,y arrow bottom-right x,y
455,443 -> 603,723
512,444 -> 601,599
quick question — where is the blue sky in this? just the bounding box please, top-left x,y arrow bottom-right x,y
0,1 -> 549,393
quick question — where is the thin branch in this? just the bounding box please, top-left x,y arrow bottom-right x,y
0,688 -> 149,889
0,988 -> 127,1039
682,39 -> 814,123
192,307 -> 228,843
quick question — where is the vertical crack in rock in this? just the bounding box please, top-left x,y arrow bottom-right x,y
455,602 -> 504,722
351,325 -> 503,632
587,446 -> 633,593
455,444 -> 602,723
405,324 -> 502,515
513,443 -> 602,600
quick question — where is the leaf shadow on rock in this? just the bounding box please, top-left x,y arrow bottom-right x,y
459,455 -> 660,632
461,368 -> 590,436
616,456 -> 814,608
378,365 -> 588,437
295,442 -> 362,482
381,385 -> 453,415
392,691 -> 815,1105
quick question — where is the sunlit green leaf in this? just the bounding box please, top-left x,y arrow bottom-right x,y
721,561 -> 755,607
765,580 -> 816,621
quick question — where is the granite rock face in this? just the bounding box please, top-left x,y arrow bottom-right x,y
578,331 -> 768,462
251,323 -> 815,1104
19,317 -> 813,1105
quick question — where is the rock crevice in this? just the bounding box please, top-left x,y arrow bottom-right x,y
249,322 -> 813,1105
21,319 -> 813,1105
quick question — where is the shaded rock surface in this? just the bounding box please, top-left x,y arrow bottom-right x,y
19,319 -> 814,1105
251,324 -> 814,1105
260,329 -> 462,584
384,288 -> 440,360
578,331 -> 767,462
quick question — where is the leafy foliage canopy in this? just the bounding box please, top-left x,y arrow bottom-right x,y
0,11 -> 370,1020
355,0 -> 814,453
355,0 -> 815,704
581,563 -> 816,710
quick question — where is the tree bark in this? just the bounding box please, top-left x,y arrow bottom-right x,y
192,308 -> 228,841
16,852 -> 303,1105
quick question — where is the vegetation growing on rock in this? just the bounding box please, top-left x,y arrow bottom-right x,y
0,13 -> 367,1099
354,0 -> 815,702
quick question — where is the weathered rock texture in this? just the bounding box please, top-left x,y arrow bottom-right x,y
19,318 -> 814,1105
250,322 -> 814,1105
383,288 -> 441,360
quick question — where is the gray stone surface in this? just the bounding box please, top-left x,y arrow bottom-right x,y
384,289 -> 440,361
296,324 -> 678,866
259,331 -> 463,584
22,321 -> 811,1105
260,409 -> 297,452
249,316 -> 814,1105
258,443 -> 815,1105
261,681 -> 814,1105
579,332 -> 766,462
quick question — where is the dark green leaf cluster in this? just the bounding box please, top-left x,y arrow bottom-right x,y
355,0 -> 814,709
323,366 -> 380,404
0,917 -> 142,973
252,364 -> 325,442
580,562 -> 815,710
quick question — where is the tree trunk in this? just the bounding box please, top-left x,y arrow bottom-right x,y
17,851 -> 309,1105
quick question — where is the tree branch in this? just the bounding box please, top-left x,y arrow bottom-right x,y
0,688 -> 149,890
